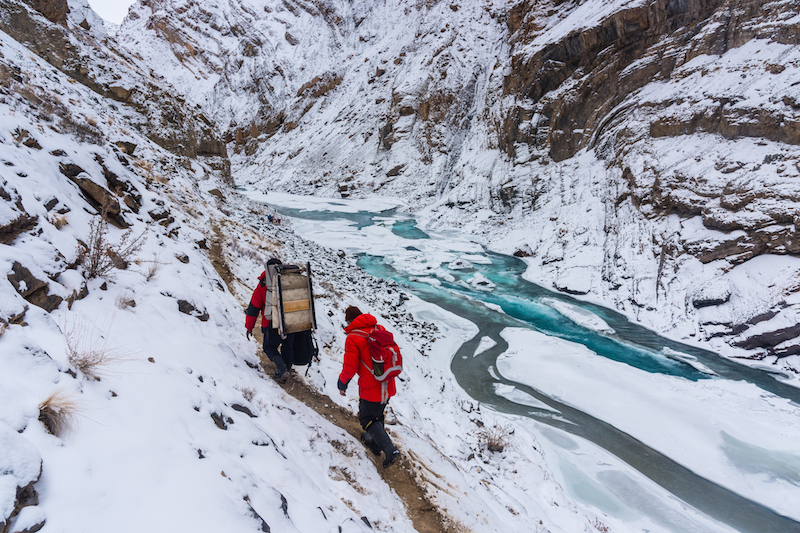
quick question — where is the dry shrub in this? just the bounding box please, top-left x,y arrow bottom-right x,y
0,320 -> 7,337
234,384 -> 256,402
254,398 -> 269,412
15,82 -> 42,107
115,290 -> 136,309
59,112 -> 104,144
12,127 -> 30,145
477,419 -> 514,453
34,90 -> 71,125
77,203 -> 147,279
227,239 -> 266,264
63,314 -> 130,380
39,389 -> 78,437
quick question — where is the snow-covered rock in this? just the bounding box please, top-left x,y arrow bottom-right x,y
467,272 -> 495,291
447,257 -> 473,270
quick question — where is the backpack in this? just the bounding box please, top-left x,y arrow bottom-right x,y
352,327 -> 403,381
292,329 -> 318,368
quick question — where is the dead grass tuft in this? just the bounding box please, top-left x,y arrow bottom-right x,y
442,518 -> 474,533
58,110 -> 104,145
133,159 -> 152,172
50,213 -> 68,229
234,384 -> 256,402
135,252 -> 166,281
114,290 -> 136,309
63,314 -> 131,380
39,389 -> 78,437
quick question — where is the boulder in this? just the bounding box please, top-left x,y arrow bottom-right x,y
7,262 -> 62,312
0,422 -> 43,532
107,86 -> 132,102
177,300 -> 209,321
691,280 -> 732,308
114,141 -> 137,156
734,322 -> 800,351
25,0 -> 68,24
0,214 -> 38,245
59,165 -> 128,228
386,165 -> 404,177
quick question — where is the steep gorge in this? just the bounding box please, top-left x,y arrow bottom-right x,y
11,0 -> 799,367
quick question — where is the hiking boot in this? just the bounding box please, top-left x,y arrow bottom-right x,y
272,357 -> 288,383
367,421 -> 399,466
361,432 -> 383,456
383,449 -> 400,468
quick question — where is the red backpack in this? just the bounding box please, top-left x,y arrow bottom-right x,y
351,327 -> 403,381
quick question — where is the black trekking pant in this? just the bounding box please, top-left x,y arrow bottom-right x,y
358,399 -> 387,430
358,399 -> 397,461
262,327 -> 295,369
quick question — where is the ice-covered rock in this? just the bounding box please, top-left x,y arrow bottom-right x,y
448,257 -> 474,270
468,272 -> 495,291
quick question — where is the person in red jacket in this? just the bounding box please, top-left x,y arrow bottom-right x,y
337,306 -> 400,467
245,258 -> 294,382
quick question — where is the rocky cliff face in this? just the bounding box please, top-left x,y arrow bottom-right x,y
491,0 -> 800,363
109,0 -> 800,370
0,0 -> 228,168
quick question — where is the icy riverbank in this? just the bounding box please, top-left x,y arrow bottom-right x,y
253,191 -> 800,533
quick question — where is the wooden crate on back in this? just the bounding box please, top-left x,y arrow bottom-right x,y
270,262 -> 317,337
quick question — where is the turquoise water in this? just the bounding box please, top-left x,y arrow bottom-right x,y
355,236 -> 800,403
391,219 -> 430,240
356,254 -> 706,379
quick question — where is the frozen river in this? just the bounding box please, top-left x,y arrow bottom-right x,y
248,191 -> 800,533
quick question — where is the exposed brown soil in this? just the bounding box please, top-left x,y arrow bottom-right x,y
208,223 -> 238,295
253,329 -> 454,533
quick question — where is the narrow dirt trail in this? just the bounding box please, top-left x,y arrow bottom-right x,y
254,337 -> 451,533
210,221 -> 456,532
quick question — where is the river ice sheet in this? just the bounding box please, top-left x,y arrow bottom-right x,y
496,328 -> 800,522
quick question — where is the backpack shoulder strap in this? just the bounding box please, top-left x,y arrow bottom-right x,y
347,326 -> 377,339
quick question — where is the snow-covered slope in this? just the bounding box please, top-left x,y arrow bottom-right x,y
3,0 -> 800,531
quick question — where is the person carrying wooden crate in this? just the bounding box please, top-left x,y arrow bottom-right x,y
245,258 -> 317,382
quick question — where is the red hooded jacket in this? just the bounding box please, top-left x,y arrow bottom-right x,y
245,270 -> 271,330
338,313 -> 397,403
